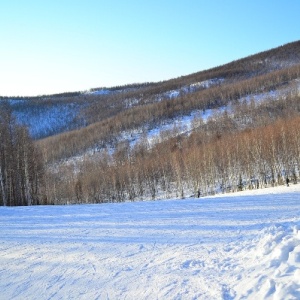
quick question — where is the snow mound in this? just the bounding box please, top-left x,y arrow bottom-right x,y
235,223 -> 300,299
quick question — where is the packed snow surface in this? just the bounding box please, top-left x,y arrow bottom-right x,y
1,185 -> 300,299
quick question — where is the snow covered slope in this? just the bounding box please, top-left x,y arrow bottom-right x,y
10,100 -> 85,139
1,185 -> 300,299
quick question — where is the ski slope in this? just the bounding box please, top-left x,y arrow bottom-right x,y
1,185 -> 300,299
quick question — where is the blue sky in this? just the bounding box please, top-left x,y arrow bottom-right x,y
0,0 -> 299,97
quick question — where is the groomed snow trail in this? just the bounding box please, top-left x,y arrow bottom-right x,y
1,185 -> 300,299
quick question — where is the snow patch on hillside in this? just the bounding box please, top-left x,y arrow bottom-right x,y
121,109 -> 216,149
190,78 -> 224,89
84,88 -> 111,95
162,78 -> 225,100
13,102 -> 84,139
84,86 -> 141,96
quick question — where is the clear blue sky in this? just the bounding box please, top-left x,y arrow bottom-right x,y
0,0 -> 299,97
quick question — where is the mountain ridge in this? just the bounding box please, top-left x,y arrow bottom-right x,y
1,40 -> 300,100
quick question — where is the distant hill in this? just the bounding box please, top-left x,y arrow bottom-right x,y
1,40 -> 300,205
1,40 -> 300,141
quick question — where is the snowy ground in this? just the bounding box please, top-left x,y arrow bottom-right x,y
1,185 -> 300,299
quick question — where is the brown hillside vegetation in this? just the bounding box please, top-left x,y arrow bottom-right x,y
44,88 -> 300,204
38,63 -> 300,164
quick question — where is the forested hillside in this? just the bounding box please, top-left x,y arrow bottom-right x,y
1,40 -> 300,205
0,105 -> 44,206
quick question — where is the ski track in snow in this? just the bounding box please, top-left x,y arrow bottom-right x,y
1,185 -> 300,299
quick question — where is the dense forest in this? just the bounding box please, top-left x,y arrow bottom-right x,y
1,40 -> 300,205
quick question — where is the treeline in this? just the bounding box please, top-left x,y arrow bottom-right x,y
42,89 -> 300,204
38,64 -> 300,164
0,105 -> 45,206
